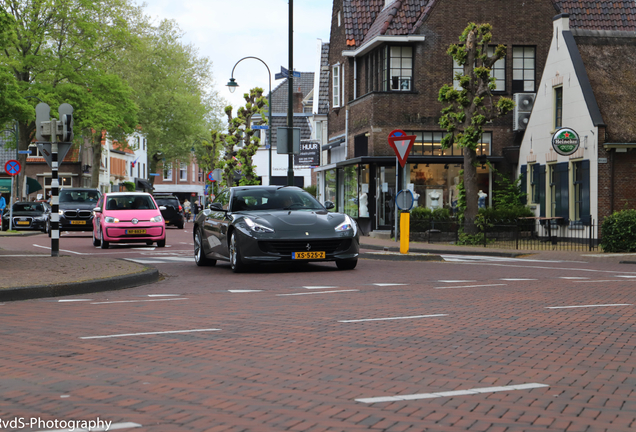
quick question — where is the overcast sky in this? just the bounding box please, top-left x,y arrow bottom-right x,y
136,0 -> 333,115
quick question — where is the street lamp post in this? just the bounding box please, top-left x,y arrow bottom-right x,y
287,0 -> 294,186
227,57 -> 273,183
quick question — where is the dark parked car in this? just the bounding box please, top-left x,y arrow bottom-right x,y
58,188 -> 101,232
2,201 -> 51,232
193,186 -> 360,272
153,193 -> 184,229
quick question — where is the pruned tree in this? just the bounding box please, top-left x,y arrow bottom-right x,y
218,87 -> 268,187
438,23 -> 515,232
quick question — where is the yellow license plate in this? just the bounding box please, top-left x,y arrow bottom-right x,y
17,221 -> 30,225
70,220 -> 86,225
292,251 -> 326,259
126,229 -> 146,235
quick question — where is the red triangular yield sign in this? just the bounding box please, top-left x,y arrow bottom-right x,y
388,134 -> 416,167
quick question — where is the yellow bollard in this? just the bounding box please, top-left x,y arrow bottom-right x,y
400,211 -> 410,254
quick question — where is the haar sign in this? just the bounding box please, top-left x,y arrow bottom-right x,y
552,128 -> 580,156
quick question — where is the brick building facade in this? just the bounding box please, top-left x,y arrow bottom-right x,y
318,0 -> 596,235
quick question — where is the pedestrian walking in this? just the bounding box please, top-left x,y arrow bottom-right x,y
193,200 -> 200,219
183,199 -> 191,222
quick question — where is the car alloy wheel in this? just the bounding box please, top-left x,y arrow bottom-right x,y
99,226 -> 109,249
92,227 -> 101,246
194,228 -> 216,267
229,232 -> 245,273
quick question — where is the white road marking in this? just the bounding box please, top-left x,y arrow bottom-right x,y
500,278 -> 537,281
435,284 -> 507,289
355,383 -> 549,404
147,294 -> 181,297
451,261 -> 636,276
560,277 -> 589,279
125,256 -> 194,264
80,328 -> 221,339
60,395 -> 70,398
616,275 -> 636,278
0,254 -> 50,257
277,289 -> 359,296
573,279 -> 636,283
90,298 -> 188,305
441,255 -> 582,263
229,290 -> 263,293
339,314 -> 448,323
132,247 -> 156,250
546,304 -> 633,309
36,422 -> 142,431
58,299 -> 92,302
372,283 -> 408,286
303,285 -> 338,289
33,244 -> 85,255
437,280 -> 476,283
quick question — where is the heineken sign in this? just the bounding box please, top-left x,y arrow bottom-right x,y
552,127 -> 580,156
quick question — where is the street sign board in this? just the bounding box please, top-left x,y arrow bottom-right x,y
207,171 -> 216,182
277,127 -> 301,154
5,160 -> 21,176
396,189 -> 415,211
35,103 -> 51,142
275,73 -> 285,80
252,125 -> 269,130
36,142 -> 72,168
149,173 -> 161,176
294,141 -> 320,167
388,129 -> 416,168
292,71 -> 301,78
552,127 -> 580,156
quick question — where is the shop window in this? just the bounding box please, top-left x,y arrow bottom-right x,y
407,131 -> 491,156
343,165 -> 358,218
512,46 -> 535,93
324,169 -> 337,212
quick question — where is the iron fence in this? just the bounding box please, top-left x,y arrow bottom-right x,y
410,216 -> 599,251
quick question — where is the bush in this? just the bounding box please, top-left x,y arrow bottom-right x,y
478,205 -> 534,222
601,209 -> 636,252
303,185 -> 317,197
121,181 -> 135,192
411,207 -> 451,220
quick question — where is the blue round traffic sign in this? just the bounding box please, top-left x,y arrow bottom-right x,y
5,160 -> 21,176
395,189 -> 414,211
207,171 -> 216,182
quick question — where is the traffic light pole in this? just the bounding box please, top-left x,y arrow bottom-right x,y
50,140 -> 59,257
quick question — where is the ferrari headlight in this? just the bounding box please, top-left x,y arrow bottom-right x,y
104,216 -> 119,223
335,215 -> 357,235
244,217 -> 274,233
150,215 -> 163,223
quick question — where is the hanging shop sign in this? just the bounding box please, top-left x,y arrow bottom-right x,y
552,128 -> 580,156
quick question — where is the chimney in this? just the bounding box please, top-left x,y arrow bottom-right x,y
294,85 -> 304,113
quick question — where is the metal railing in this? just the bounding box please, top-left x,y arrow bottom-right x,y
410,216 -> 599,251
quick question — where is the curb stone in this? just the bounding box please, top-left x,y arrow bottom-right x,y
0,267 -> 160,302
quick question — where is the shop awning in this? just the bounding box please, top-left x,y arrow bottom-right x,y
26,177 -> 42,194
0,178 -> 11,193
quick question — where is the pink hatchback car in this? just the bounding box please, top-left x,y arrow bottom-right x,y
92,192 -> 166,249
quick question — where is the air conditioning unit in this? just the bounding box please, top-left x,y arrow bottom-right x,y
513,92 -> 536,131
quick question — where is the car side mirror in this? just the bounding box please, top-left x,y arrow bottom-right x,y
324,201 -> 335,210
159,206 -> 167,211
93,207 -> 101,212
209,202 -> 224,211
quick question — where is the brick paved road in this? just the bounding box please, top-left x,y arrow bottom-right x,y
1,229 -> 636,431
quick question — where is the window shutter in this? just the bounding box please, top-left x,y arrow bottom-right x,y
520,165 -> 527,205
555,162 -> 569,221
532,164 -> 540,204
581,159 -> 591,225
539,164 -> 546,217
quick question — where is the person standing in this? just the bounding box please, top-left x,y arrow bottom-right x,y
0,192 -> 6,230
193,199 -> 200,219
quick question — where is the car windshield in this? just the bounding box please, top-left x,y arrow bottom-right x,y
59,190 -> 100,203
231,188 -> 324,212
106,195 -> 157,210
13,203 -> 45,212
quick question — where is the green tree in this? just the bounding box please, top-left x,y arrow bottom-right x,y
438,23 -> 515,231
1,0 -> 141,191
118,18 -> 225,181
219,87 -> 267,187
0,7 -> 31,127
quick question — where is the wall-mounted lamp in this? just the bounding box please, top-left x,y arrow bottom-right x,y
444,164 -> 449,169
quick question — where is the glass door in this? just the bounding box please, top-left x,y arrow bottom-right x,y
376,166 -> 396,229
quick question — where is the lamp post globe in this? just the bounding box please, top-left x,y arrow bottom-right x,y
226,78 -> 238,94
